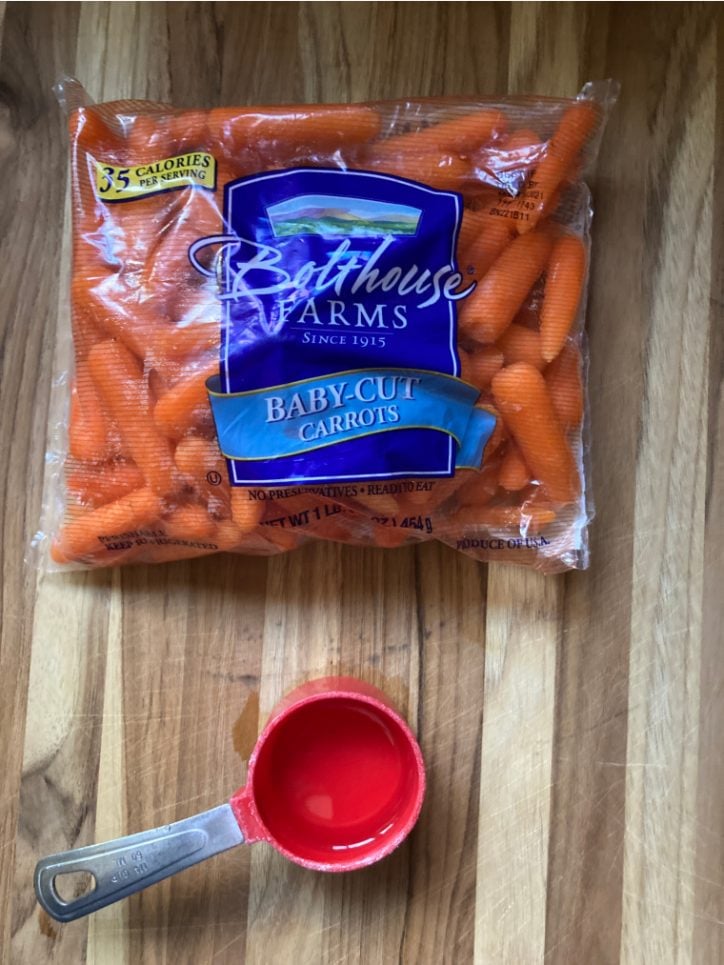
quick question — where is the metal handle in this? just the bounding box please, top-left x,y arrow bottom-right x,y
34,803 -> 244,922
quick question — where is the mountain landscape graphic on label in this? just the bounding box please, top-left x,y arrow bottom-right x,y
266,195 -> 422,238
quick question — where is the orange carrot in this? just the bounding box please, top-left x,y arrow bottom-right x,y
174,436 -> 230,512
258,524 -> 303,552
460,215 -> 515,278
153,362 -> 218,439
452,501 -> 556,532
457,459 -> 502,507
162,504 -> 217,541
540,234 -> 586,361
496,323 -> 545,370
67,461 -> 145,508
518,101 -> 600,233
370,523 -> 411,549
230,490 -> 265,532
174,436 -> 225,479
70,283 -> 104,360
499,443 -> 531,491
458,229 -> 553,343
491,362 -> 578,503
73,275 -> 151,360
545,343 -> 584,427
457,208 -> 490,253
366,152 -> 470,191
166,110 -> 209,153
213,519 -> 280,553
127,114 -> 170,163
464,186 -> 501,212
56,486 -> 161,560
88,340 -> 177,495
152,322 -> 220,362
209,105 -> 381,152
148,367 -> 174,404
213,519 -> 244,551
68,362 -> 113,461
500,128 -> 543,155
379,109 -> 505,155
73,109 -> 123,158
353,491 -> 400,518
459,346 -> 504,389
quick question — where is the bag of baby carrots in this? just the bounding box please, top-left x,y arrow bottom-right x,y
39,77 -> 616,572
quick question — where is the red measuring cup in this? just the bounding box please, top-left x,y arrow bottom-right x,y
35,677 -> 425,922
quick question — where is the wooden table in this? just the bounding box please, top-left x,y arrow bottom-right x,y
1,3 -> 721,962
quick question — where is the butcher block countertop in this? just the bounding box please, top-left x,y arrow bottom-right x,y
1,3 -> 722,963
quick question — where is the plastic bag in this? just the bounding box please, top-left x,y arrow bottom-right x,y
38,77 -> 617,572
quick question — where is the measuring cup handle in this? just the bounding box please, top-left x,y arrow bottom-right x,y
34,803 -> 244,923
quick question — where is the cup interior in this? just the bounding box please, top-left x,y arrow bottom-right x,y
249,693 -> 424,869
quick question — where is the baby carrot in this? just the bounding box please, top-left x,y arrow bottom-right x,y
166,110 -> 209,153
379,108 -> 505,155
498,443 -> 531,491
353,491 -> 400,518
453,501 -> 556,532
461,215 -> 515,278
67,460 -> 145,508
519,100 -> 600,233
458,229 -> 553,343
370,522 -> 410,549
148,367 -> 174,403
163,504 -> 217,541
458,209 -> 491,253
152,322 -> 220,362
456,459 -> 501,507
496,322 -> 545,370
174,436 -> 230,512
500,128 -> 543,158
73,275 -> 150,360
230,489 -> 265,533
367,152 -> 471,192
491,362 -> 578,503
72,109 -> 123,158
540,234 -> 587,362
258,524 -> 303,552
545,342 -> 584,427
153,361 -> 218,439
174,436 -> 225,479
127,114 -> 169,163
213,519 -> 244,551
88,340 -> 177,495
213,519 -> 281,553
70,281 -> 103,360
57,486 -> 161,560
69,362 -> 113,462
270,105 -> 382,146
210,105 -> 381,153
459,345 -> 504,389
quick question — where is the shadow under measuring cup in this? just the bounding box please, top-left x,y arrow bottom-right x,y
35,677 -> 426,922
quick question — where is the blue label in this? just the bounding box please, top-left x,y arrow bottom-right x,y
190,168 -> 490,485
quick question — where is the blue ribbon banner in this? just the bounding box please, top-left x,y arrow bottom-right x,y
207,369 -> 495,470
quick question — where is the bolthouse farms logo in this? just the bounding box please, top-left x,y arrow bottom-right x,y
189,168 -> 494,487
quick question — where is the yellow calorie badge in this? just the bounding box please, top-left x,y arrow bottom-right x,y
94,152 -> 216,202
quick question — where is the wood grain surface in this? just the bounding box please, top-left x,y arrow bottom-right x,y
0,3 -> 721,963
